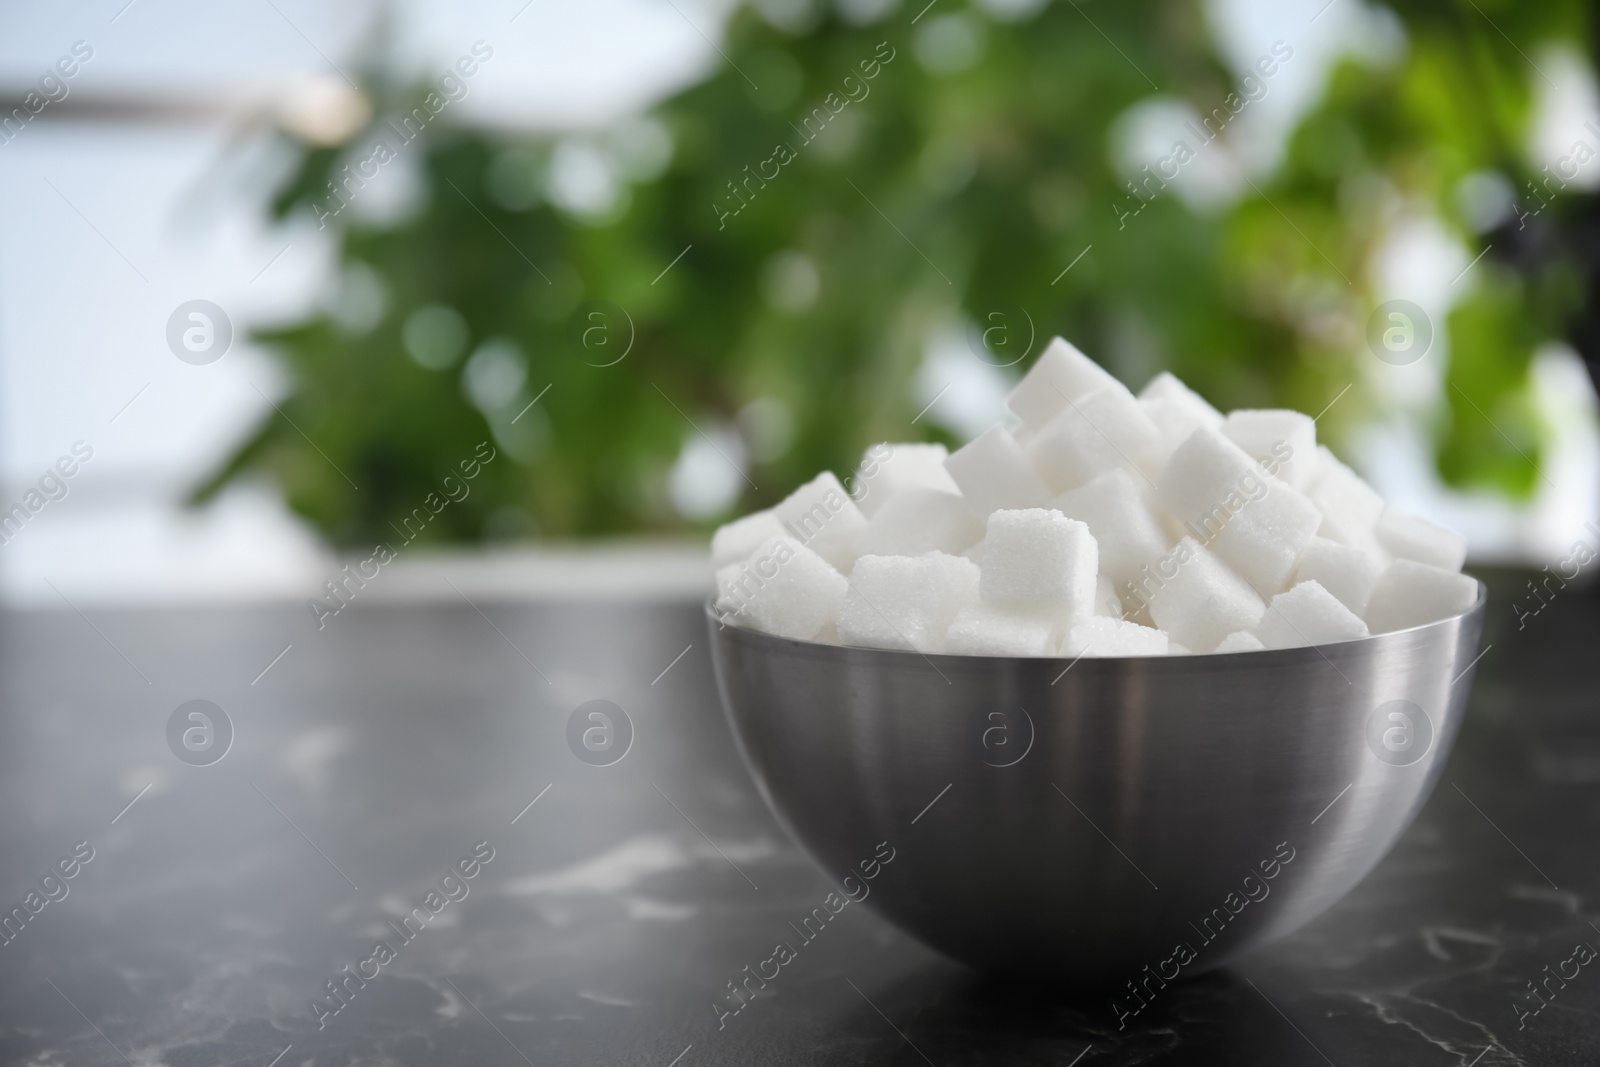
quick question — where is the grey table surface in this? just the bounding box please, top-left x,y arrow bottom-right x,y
0,570 -> 1596,1066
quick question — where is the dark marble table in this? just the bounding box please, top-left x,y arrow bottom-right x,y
0,568 -> 1596,1066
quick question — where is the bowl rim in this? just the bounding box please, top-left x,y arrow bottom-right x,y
704,578 -> 1488,663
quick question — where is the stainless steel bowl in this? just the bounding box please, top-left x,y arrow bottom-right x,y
706,584 -> 1487,985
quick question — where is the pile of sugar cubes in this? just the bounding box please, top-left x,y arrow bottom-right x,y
712,338 -> 1478,656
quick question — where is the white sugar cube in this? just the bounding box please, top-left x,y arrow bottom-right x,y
944,603 -> 1059,656
1119,545 -> 1173,623
1293,536 -> 1383,617
1209,480 -> 1324,593
1139,372 -> 1224,426
1155,428 -> 1261,533
1005,336 -> 1120,433
1166,641 -> 1194,655
1214,630 -> 1265,653
1024,384 -> 1161,494
714,561 -> 743,604
1094,573 -> 1124,617
774,471 -> 869,572
1146,538 -> 1267,652
1253,580 -> 1369,649
711,509 -> 784,568
836,552 -> 980,652
853,442 -> 960,516
1052,469 -> 1171,584
1061,615 -> 1169,657
980,509 -> 1098,621
943,424 -> 1051,518
1137,374 -> 1226,478
1117,581 -> 1158,629
855,486 -> 985,558
714,536 -> 847,640
1222,409 -> 1317,489
1376,512 -> 1468,572
1139,399 -> 1209,478
1365,560 -> 1479,634
1320,520 -> 1391,562
1306,446 -> 1383,543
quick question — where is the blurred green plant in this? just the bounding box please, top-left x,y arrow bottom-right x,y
194,0 -> 1593,544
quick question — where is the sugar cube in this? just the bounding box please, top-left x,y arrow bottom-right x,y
1094,573 -> 1124,617
1293,536 -> 1383,617
1155,428 -> 1260,533
1157,425 -> 1321,594
836,552 -> 980,652
1137,374 -> 1226,478
1139,371 -> 1224,426
1024,384 -> 1161,494
943,424 -> 1051,518
1365,560 -> 1479,634
1052,469 -> 1172,584
1061,615 -> 1169,657
980,509 -> 1098,622
1006,336 -> 1120,433
1376,512 -> 1468,572
774,471 -> 869,572
714,561 -> 743,604
1117,585 -> 1158,629
1214,630 -> 1264,653
1139,400 -> 1207,479
1222,409 -> 1317,490
855,486 -> 985,558
853,442 -> 960,516
1306,446 -> 1383,544
1166,641 -> 1194,655
1253,580 -> 1369,649
711,509 -> 784,568
714,535 -> 847,640
945,603 -> 1059,656
1208,479 -> 1324,593
1145,538 -> 1267,652
1320,520 -> 1391,563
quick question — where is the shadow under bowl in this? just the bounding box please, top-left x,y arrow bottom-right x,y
706,585 -> 1486,985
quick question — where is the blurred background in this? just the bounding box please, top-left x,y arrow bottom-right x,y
3,0 -> 1598,606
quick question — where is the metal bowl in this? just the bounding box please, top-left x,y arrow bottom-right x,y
706,584 -> 1487,985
